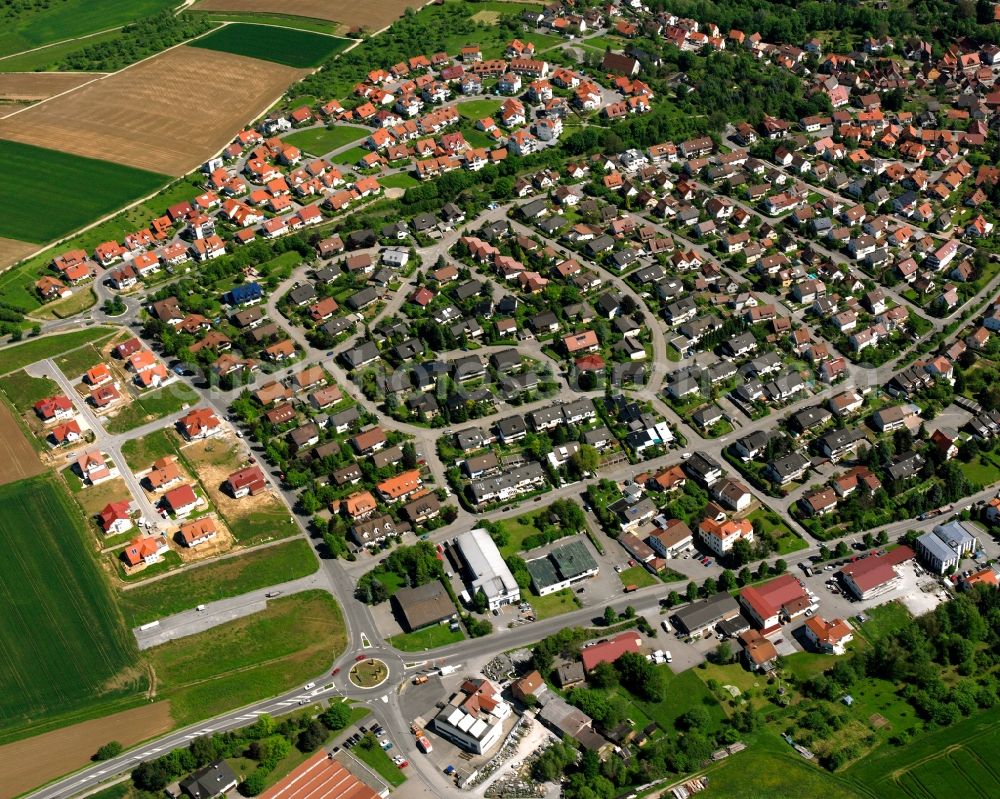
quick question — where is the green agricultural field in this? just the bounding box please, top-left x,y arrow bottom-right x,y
702,731 -> 867,799
118,539 -> 319,627
0,326 -> 115,375
0,28 -> 123,71
0,475 -> 143,743
388,624 -> 464,651
0,0 -> 176,59
282,125 -> 369,155
189,23 -> 350,68
0,141 -> 168,244
105,383 -> 201,434
147,590 -> 346,725
845,707 -> 1000,799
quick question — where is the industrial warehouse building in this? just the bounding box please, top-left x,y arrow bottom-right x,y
454,528 -> 520,610
525,539 -> 600,595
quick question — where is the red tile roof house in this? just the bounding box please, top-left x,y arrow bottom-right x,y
50,418 -> 83,446
122,534 -> 169,568
98,500 -> 133,536
178,408 -> 222,440
34,394 -> 74,423
225,465 -> 267,498
163,483 -> 200,518
350,427 -> 387,454
840,546 -> 915,600
739,574 -> 815,635
580,631 -> 643,671
76,450 -> 113,485
177,517 -> 218,548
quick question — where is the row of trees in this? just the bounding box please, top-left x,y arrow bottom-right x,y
60,11 -> 211,71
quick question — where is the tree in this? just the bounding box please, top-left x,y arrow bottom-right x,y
678,706 -> 711,731
240,771 -> 267,797
731,537 -> 753,566
132,760 -> 171,791
603,605 -> 618,626
320,702 -> 351,730
473,588 -> 489,614
835,541 -> 850,558
719,569 -> 737,591
570,444 -> 600,477
93,741 -> 123,761
713,640 -> 734,664
685,581 -> 698,602
737,567 -> 751,586
589,660 -> 619,689
298,720 -> 327,752
774,559 -> 787,574
189,735 -> 217,766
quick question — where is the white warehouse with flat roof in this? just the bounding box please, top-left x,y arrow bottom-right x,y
455,528 -> 521,610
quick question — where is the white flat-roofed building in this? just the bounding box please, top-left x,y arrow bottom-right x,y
455,528 -> 521,609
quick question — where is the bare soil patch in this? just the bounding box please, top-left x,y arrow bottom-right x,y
0,401 -> 43,484
0,72 -> 105,101
0,48 -> 307,175
0,700 -> 172,799
172,513 -> 236,562
0,236 -> 36,268
184,435 -> 283,521
194,0 -> 413,31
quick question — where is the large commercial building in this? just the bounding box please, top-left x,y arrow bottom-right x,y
455,528 -> 521,610
840,546 -> 915,600
672,592 -> 742,638
432,679 -> 510,755
525,539 -> 600,595
917,521 -> 980,574
261,751 -> 388,799
391,580 -> 456,631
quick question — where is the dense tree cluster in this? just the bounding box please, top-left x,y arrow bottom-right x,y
355,541 -> 444,603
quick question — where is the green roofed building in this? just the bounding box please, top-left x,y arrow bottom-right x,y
526,539 -> 600,596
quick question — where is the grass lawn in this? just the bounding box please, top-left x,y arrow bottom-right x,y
388,624 -> 464,651
701,730 -> 867,799
0,369 -> 59,411
853,601 -> 912,645
34,287 -> 98,320
0,326 -> 115,375
0,475 -> 143,744
638,670 -> 727,734
352,739 -> 406,787
618,565 -> 658,589
189,23 -> 349,68
105,383 -> 201,433
528,587 -> 581,620
456,98 -> 501,120
53,336 -> 114,379
496,513 -> 542,557
282,125 -> 369,155
959,451 -> 1000,487
147,590 -> 346,725
332,145 -> 368,166
120,427 -> 182,471
118,539 -> 319,627
195,11 -> 353,36
747,508 -> 808,555
0,0 -> 175,59
378,172 -> 420,190
0,141 -> 168,244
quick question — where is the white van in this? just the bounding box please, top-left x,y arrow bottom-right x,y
661,620 -> 671,633
196,604 -> 206,612
665,651 -> 673,663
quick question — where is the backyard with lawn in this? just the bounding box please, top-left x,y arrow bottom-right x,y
388,624 -> 464,651
282,125 -> 369,156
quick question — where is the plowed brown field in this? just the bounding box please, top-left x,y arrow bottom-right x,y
0,701 -> 172,799
0,72 -> 105,101
0,47 -> 307,175
0,401 -> 42,484
194,0 -> 415,31
0,236 -> 36,268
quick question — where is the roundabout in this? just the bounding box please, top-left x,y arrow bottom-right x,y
349,656 -> 390,689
